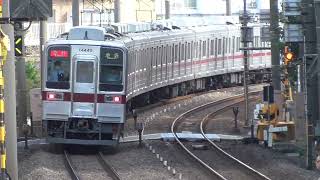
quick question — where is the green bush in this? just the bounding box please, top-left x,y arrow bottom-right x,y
25,60 -> 40,89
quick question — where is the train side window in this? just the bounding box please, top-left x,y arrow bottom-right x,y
46,46 -> 70,89
187,42 -> 191,60
210,39 -> 214,56
228,38 -> 231,54
198,41 -> 201,58
181,43 -> 185,61
232,36 -> 235,53
164,45 -> 167,64
193,42 -> 196,59
174,44 -> 178,62
207,39 -> 210,57
159,46 -> 163,66
218,39 -> 222,55
153,47 -> 157,67
202,40 -> 206,58
236,37 -> 240,52
191,41 -> 194,59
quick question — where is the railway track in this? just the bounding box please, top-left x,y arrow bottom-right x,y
63,150 -> 121,180
171,93 -> 271,180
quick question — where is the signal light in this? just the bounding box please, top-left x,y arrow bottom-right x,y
284,46 -> 294,65
285,52 -> 294,61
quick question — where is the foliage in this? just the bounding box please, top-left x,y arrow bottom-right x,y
25,60 -> 40,89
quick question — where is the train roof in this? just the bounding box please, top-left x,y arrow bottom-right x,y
46,23 -> 246,48
46,39 -> 127,49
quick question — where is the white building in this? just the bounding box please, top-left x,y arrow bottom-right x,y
155,0 -> 270,19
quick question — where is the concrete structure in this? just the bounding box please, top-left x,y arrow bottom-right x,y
30,88 -> 42,137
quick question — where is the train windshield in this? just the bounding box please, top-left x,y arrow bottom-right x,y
100,48 -> 124,92
46,47 -> 70,89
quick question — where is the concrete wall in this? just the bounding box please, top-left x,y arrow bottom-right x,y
29,88 -> 42,137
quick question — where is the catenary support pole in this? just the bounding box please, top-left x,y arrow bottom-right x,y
226,0 -> 231,16
1,0 -> 18,179
165,0 -> 170,19
114,0 -> 120,23
15,28 -> 27,137
72,0 -> 80,26
242,0 -> 249,126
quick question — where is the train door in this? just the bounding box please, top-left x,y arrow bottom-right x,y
72,56 -> 97,117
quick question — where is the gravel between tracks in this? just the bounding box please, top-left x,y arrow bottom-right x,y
146,140 -> 213,180
18,143 -> 177,180
69,154 -> 112,180
18,145 -> 69,180
106,142 -> 176,180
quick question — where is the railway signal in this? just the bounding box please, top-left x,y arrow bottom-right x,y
14,35 -> 22,56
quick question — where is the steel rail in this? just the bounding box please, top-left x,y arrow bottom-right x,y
97,152 -> 121,180
200,99 -> 271,180
170,92 -> 260,180
63,150 -> 81,180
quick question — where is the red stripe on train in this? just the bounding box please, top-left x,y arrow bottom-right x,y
42,91 -> 126,104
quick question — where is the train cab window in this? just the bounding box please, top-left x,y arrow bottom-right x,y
46,46 -> 70,89
76,61 -> 94,83
100,66 -> 122,83
100,48 -> 124,92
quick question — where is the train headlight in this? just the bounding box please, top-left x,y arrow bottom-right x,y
113,96 -> 120,102
47,92 -> 64,101
104,95 -> 125,104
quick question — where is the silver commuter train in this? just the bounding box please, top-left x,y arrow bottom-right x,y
42,24 -> 271,146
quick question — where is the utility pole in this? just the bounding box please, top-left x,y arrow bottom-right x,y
72,0 -> 80,26
15,24 -> 27,137
114,0 -> 121,23
165,0 -> 170,19
226,0 -> 231,16
270,0 -> 281,99
40,20 -> 47,93
1,0 -> 18,179
242,0 -> 250,126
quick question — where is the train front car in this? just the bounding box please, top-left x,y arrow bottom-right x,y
42,27 -> 127,146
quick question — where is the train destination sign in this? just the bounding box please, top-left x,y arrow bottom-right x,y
101,48 -> 123,65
